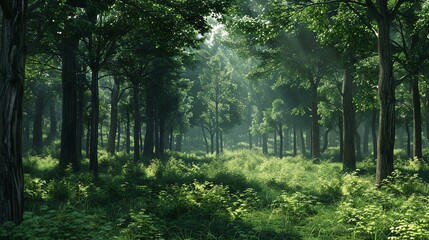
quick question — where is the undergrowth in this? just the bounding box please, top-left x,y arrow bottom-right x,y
1,149 -> 429,239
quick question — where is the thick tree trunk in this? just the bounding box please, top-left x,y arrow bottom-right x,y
32,91 -> 44,153
262,133 -> 268,154
89,68 -> 99,177
132,82 -> 140,162
342,68 -> 356,171
60,25 -> 79,173
0,0 -> 27,224
376,13 -> 395,185
311,84 -> 320,158
107,77 -> 119,155
412,79 -> 422,159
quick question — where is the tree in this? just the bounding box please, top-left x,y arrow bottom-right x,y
0,0 -> 28,225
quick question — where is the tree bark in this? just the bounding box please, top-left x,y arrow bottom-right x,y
321,127 -> 331,153
0,0 -> 27,224
300,126 -> 306,156
273,130 -> 277,156
356,131 -> 362,161
311,83 -> 320,158
60,23 -> 79,173
132,81 -> 140,161
412,78 -> 422,159
424,87 -> 429,144
279,126 -> 283,158
143,94 -> 154,157
376,10 -> 395,185
126,105 -> 130,154
372,109 -> 377,159
176,133 -> 182,152
262,133 -> 268,154
32,91 -> 44,154
201,126 -> 209,154
405,121 -> 411,159
293,124 -> 297,156
117,118 -> 121,152
363,117 -> 370,154
76,66 -> 85,162
339,115 -> 343,161
46,99 -> 57,145
89,68 -> 99,177
342,68 -> 356,171
107,76 -> 119,155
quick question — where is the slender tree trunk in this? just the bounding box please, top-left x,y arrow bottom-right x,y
154,107 -> 160,154
76,66 -> 85,162
342,68 -> 356,171
100,118 -> 104,148
279,126 -> 283,158
107,76 -> 119,155
372,109 -> 378,159
300,126 -> 306,156
311,84 -> 320,158
202,126 -> 209,154
46,100 -> 57,145
356,131 -> 362,161
132,82 -> 140,162
143,95 -> 155,157
424,87 -> 429,143
176,133 -> 183,152
89,68 -> 99,177
210,131 -> 214,154
339,115 -> 343,161
293,124 -> 297,156
363,117 -> 370,154
262,133 -> 268,154
117,118 -> 121,152
273,130 -> 277,156
375,6 -> 396,185
159,118 -> 165,154
321,127 -> 331,153
60,25 -> 79,174
32,91 -> 44,153
126,106 -> 130,154
215,99 -> 219,157
0,0 -> 27,224
412,78 -> 422,159
405,122 -> 411,158
86,112 -> 91,158
169,126 -> 173,150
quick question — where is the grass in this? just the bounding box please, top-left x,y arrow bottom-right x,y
2,148 -> 429,239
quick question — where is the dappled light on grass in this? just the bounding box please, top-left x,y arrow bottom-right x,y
2,150 -> 429,239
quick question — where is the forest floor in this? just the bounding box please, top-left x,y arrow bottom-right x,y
1,148 -> 429,239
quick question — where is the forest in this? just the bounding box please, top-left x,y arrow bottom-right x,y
1,0 -> 429,239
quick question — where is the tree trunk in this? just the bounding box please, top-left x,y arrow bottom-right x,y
158,118 -> 165,154
107,76 -> 119,155
176,133 -> 183,152
356,131 -> 362,161
293,124 -> 297,156
143,94 -> 155,157
60,23 -> 79,173
0,0 -> 27,224
169,126 -> 173,150
76,66 -> 85,162
126,106 -> 130,154
117,118 -> 121,152
279,126 -> 283,158
363,117 -> 370,154
202,126 -> 209,154
132,82 -> 140,162
424,87 -> 429,144
376,12 -> 395,185
215,99 -> 219,157
342,68 -> 356,172
405,122 -> 411,159
311,84 -> 320,158
100,118 -> 104,148
86,112 -> 91,158
210,131 -> 214,154
321,127 -> 331,153
339,115 -> 343,161
46,100 -> 57,145
273,130 -> 277,156
372,109 -> 377,159
300,126 -> 306,156
412,78 -> 422,159
89,68 -> 99,177
262,133 -> 268,154
32,91 -> 44,154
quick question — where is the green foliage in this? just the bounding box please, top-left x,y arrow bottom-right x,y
119,209 -> 164,240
